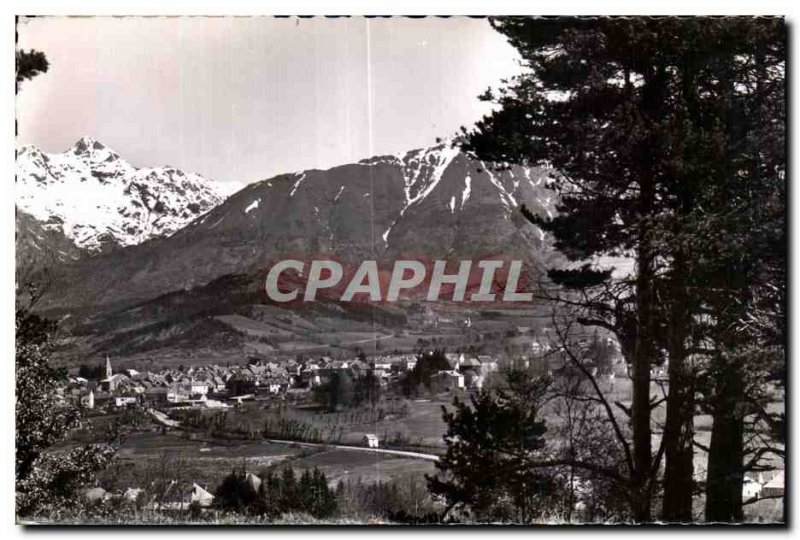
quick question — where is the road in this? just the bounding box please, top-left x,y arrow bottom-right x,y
261,438 -> 441,462
149,407 -> 441,462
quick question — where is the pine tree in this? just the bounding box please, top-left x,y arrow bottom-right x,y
280,465 -> 299,511
298,468 -> 315,513
462,17 -> 785,522
683,20 -> 786,519
427,370 -> 557,523
16,49 -> 48,90
326,371 -> 355,412
214,468 -> 258,513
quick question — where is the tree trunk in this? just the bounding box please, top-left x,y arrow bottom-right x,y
662,260 -> 696,522
704,360 -> 744,522
630,244 -> 654,522
662,356 -> 695,521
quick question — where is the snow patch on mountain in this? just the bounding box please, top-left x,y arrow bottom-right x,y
289,173 -> 306,197
461,175 -> 472,208
334,186 -> 346,201
16,137 -> 230,251
244,199 -> 260,214
480,160 -> 518,212
399,144 -> 460,214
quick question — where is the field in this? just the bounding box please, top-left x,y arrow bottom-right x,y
177,397 -> 451,448
98,429 -> 436,497
77,354 -> 783,523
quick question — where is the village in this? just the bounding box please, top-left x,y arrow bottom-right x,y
62,351 -> 506,413
56,341 -> 785,517
56,350 -> 511,513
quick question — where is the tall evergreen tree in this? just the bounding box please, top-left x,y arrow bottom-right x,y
214,468 -> 258,513
682,21 -> 786,520
462,17 -> 785,522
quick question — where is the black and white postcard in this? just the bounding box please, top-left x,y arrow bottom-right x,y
14,14 -> 787,525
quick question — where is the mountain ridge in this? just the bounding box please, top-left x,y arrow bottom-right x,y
26,142 -> 559,314
16,136 -> 236,252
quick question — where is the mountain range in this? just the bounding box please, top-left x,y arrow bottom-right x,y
16,137 -> 236,253
16,138 -> 559,363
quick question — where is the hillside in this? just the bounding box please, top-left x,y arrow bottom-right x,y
33,143 -> 558,314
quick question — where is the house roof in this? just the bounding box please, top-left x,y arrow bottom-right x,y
192,483 -> 215,504
764,470 -> 785,489
100,373 -> 130,383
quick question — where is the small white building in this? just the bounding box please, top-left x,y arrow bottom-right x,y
83,486 -> 110,503
432,370 -> 465,392
742,476 -> 763,500
190,382 -> 209,396
81,390 -> 95,410
191,483 -> 215,507
762,470 -> 785,497
114,396 -> 138,408
124,487 -> 144,501
200,399 -> 230,409
363,434 -> 380,448
167,385 -> 190,403
464,371 -> 485,390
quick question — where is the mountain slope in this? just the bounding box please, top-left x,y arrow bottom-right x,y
16,137 -> 235,252
38,143 -> 558,313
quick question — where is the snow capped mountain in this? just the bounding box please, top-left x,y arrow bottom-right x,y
39,142 -> 558,312
16,137 -> 236,252
358,143 -> 548,248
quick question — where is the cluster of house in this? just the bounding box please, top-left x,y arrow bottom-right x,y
295,351 -> 500,393
83,480 -> 216,511
430,353 -> 500,392
59,352 -> 502,411
60,358 -> 293,411
741,470 -> 786,501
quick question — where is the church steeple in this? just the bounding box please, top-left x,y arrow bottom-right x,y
105,356 -> 112,379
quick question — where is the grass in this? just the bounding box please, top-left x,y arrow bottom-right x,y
100,432 -> 310,491
292,448 -> 437,485
21,510 -> 396,526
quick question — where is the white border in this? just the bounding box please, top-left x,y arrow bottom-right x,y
3,2 -> 797,539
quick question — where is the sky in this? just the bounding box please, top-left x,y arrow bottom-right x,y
16,16 -> 523,186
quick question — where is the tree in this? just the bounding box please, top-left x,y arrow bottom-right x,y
16,49 -> 48,90
279,464 -> 300,509
462,17 -> 785,522
256,470 -> 284,518
688,23 -> 786,518
14,46 -> 119,519
355,369 -> 381,407
462,18 -> 687,520
323,370 -> 355,412
586,330 -> 616,376
15,308 -> 117,517
548,343 -> 631,522
401,349 -> 451,397
78,362 -> 105,381
427,370 -> 560,523
214,468 -> 258,513
298,468 -> 337,518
